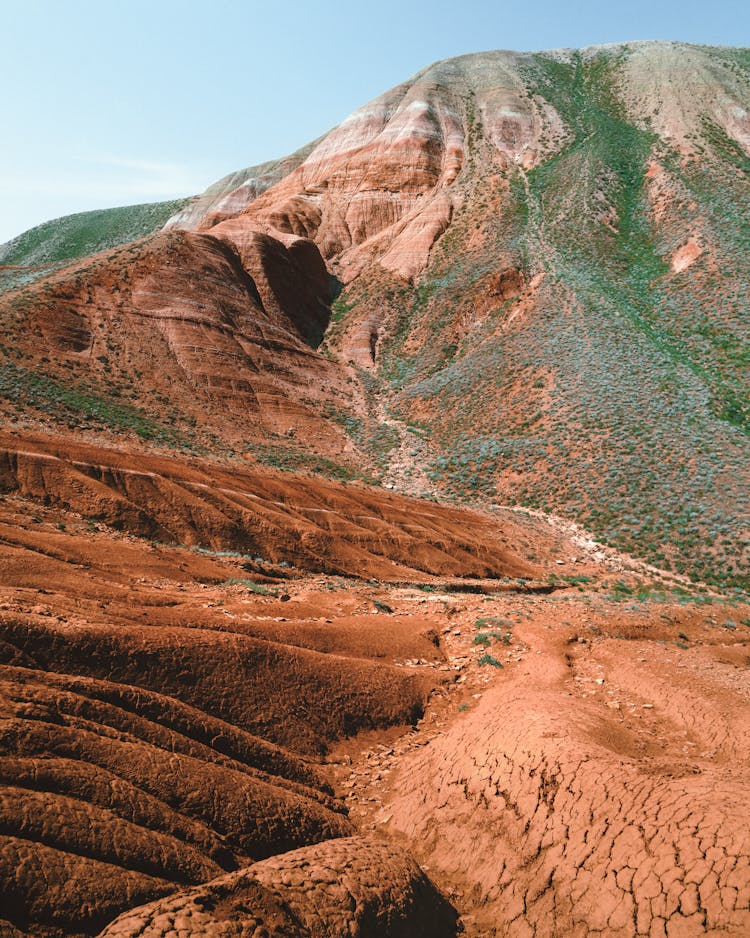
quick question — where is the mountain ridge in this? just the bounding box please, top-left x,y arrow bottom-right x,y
1,37 -> 749,938
0,39 -> 747,590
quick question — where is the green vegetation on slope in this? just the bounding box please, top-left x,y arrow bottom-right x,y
0,198 -> 189,290
361,48 -> 748,590
0,356 -> 189,445
525,51 -> 749,435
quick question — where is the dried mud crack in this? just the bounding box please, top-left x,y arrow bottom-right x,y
0,432 -> 747,937
1,35 -> 749,938
326,588 -> 750,938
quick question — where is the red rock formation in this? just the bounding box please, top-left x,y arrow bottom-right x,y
0,430 -> 539,580
179,53 -> 557,285
0,40 -> 748,938
0,229 -> 357,455
0,435 -> 567,936
99,837 -> 459,938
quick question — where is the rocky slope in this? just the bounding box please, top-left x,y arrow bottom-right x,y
0,227 -> 360,462
0,41 -> 748,936
0,441 -> 746,937
1,41 -> 748,587
0,429 -> 578,936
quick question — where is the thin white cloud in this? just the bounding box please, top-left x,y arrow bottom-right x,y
73,153 -> 201,181
0,154 -> 205,202
74,154 -> 181,171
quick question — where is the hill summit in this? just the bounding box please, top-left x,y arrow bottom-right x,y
1,40 -> 748,586
0,40 -> 749,938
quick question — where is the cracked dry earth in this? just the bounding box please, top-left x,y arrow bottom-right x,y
0,449 -> 748,937
328,590 -> 750,938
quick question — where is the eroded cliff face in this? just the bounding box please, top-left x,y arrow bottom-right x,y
175,51 -> 559,284
169,44 -> 749,289
0,40 -> 748,938
158,40 -> 749,591
1,43 -> 749,577
0,227 -> 362,458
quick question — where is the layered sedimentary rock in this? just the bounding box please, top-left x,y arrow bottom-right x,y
184,51 -> 556,284
0,430 -> 538,579
2,43 -> 747,585
164,40 -> 746,589
175,43 -> 749,289
0,227 -> 352,453
163,141 -> 322,234
0,436 -> 583,936
0,43 -> 747,937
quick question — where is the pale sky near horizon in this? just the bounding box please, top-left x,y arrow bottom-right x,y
1,0 -> 748,243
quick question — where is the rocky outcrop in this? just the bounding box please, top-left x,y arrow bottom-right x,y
180,51 -> 561,284
164,43 -> 748,308
99,837 -> 459,938
163,141 -> 322,233
0,228 -> 354,453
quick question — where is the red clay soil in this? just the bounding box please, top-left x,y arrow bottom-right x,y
0,430 -> 540,580
0,433 -> 747,937
0,433 -> 559,936
99,836 -> 459,938
0,230 -> 357,458
334,590 -> 750,938
0,494 -> 436,935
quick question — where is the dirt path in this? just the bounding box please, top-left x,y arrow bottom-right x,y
326,586 -> 750,938
376,391 -> 442,498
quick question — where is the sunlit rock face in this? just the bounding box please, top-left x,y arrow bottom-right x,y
170,43 -> 750,291
163,41 -> 750,591
0,41 -> 748,938
0,228 -> 353,453
171,51 -> 564,284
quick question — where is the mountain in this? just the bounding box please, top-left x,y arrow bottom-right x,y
1,40 -> 748,590
0,200 -> 189,292
0,43 -> 749,936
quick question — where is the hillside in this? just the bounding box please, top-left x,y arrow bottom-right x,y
0,428 -> 747,937
1,41 -> 747,589
0,143 -> 321,296
0,37 -> 749,938
0,199 -> 190,294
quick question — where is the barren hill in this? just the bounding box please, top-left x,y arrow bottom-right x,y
2,41 -> 748,586
0,40 -> 748,938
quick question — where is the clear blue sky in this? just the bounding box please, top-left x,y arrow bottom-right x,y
1,0 -> 748,243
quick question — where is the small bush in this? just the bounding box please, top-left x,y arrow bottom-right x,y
373,599 -> 393,613
222,578 -> 273,595
474,615 -> 512,630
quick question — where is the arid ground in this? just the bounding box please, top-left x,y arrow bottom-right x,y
0,39 -> 748,938
0,430 -> 747,937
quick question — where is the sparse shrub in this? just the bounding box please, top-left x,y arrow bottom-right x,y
373,599 -> 393,613
222,578 -> 274,595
